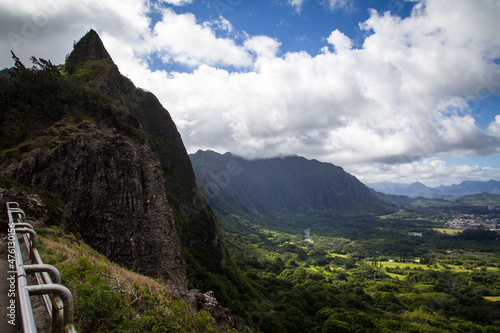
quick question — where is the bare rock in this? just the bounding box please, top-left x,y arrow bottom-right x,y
0,121 -> 187,291
186,289 -> 237,331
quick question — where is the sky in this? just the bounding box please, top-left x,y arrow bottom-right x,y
1,0 -> 500,187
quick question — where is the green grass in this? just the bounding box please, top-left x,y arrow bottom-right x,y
386,272 -> 406,280
433,228 -> 461,234
328,252 -> 348,258
370,260 -> 424,270
414,283 -> 434,291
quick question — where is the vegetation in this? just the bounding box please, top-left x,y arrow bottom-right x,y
37,227 -> 232,332
212,207 -> 500,332
0,52 -> 141,153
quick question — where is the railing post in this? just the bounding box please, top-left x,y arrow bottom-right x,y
6,202 -> 77,333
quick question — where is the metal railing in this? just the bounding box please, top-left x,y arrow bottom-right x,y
6,202 -> 77,333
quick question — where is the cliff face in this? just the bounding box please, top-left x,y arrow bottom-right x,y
190,150 -> 394,218
67,30 -> 228,275
0,29 -> 229,293
1,120 -> 187,289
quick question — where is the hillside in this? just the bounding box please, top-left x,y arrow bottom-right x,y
190,150 -> 395,225
0,29 -> 247,322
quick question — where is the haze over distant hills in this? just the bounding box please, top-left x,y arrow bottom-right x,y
367,180 -> 500,199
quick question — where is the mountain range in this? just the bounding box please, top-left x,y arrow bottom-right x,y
368,180 -> 500,199
189,150 -> 395,222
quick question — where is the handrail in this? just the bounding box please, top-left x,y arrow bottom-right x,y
6,202 -> 77,333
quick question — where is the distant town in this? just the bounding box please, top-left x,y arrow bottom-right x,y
446,213 -> 500,231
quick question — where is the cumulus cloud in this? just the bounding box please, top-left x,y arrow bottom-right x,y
145,8 -> 252,68
0,0 -> 499,184
489,115 -> 500,139
327,29 -> 352,53
350,158 -> 500,187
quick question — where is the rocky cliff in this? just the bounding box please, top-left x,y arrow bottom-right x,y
69,30 -> 228,276
0,30 -> 228,292
1,120 -> 187,289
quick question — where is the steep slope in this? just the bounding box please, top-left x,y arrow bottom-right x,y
190,150 -> 394,221
0,30 -> 228,292
1,113 -> 187,290
64,30 -> 228,275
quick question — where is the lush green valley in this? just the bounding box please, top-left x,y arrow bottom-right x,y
188,149 -> 500,332
216,208 -> 499,332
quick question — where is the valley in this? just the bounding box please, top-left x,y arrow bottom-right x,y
190,150 -> 500,332
215,208 -> 499,332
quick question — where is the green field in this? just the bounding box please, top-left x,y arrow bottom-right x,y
433,227 -> 461,234
368,260 -> 499,274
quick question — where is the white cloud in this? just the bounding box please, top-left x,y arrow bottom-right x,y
287,0 -> 354,13
488,115 -> 500,138
287,0 -> 308,13
145,8 -> 252,68
350,158 -> 500,187
323,0 -> 354,12
0,0 -> 499,185
327,29 -> 352,53
160,0 -> 194,5
244,36 -> 281,58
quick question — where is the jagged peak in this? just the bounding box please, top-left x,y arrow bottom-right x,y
65,29 -> 113,74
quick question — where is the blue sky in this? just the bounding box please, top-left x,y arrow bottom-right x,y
1,0 -> 500,186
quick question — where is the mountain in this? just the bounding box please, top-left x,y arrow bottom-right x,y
368,180 -> 500,199
0,30 -> 230,296
0,67 -> 12,77
189,150 -> 394,224
453,192 -> 500,206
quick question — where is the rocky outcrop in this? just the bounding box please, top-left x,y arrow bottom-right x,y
65,30 -> 229,274
186,290 -> 237,330
0,120 -> 187,290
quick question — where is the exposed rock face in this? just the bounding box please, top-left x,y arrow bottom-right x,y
0,187 -> 47,222
0,121 -> 187,290
186,290 -> 237,330
67,30 -> 229,273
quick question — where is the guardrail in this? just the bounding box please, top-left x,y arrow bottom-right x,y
6,202 -> 77,333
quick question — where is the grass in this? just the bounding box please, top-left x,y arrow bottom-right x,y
414,283 -> 434,291
366,259 -> 499,280
37,226 -> 234,332
386,272 -> 406,280
433,228 -> 461,234
370,261 -> 425,270
328,252 -> 348,258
